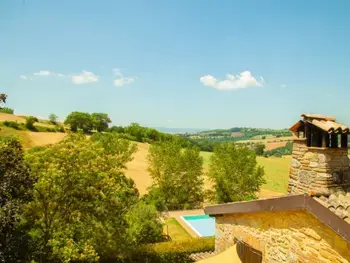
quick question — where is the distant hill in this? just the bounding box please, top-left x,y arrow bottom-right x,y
184,127 -> 293,143
153,127 -> 207,134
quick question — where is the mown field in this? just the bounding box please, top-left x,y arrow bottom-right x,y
126,144 -> 290,197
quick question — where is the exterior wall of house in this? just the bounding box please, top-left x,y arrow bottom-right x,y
288,139 -> 350,196
215,210 -> 350,263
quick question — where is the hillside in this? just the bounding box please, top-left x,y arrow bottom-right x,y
126,143 -> 289,197
0,113 -> 290,197
0,113 -> 66,148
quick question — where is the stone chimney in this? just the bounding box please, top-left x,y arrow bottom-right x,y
288,114 -> 350,196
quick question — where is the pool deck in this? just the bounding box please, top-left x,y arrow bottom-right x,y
167,209 -> 205,237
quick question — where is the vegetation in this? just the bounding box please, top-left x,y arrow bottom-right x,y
145,141 -> 204,211
0,93 -> 7,109
164,218 -> 191,241
49,113 -> 58,124
92,113 -> 112,132
187,127 -> 292,142
0,134 -> 167,262
112,237 -> 214,263
25,116 -> 38,131
0,107 -> 14,114
0,137 -> 34,262
254,143 -> 265,156
208,142 -> 265,203
3,120 -> 23,130
264,142 -> 293,157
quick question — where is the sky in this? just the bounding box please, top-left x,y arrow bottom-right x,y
1,0 -> 350,130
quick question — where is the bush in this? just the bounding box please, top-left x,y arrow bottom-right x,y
3,121 -> 21,130
25,116 -> 38,131
105,237 -> 215,263
0,107 -> 14,114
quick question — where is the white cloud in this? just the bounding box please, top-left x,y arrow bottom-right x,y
20,75 -> 28,80
281,84 -> 287,88
34,70 -> 54,76
57,73 -> 66,77
112,68 -> 136,87
200,71 -> 264,91
72,71 -> 99,85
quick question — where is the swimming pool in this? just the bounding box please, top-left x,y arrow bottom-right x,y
180,214 -> 216,237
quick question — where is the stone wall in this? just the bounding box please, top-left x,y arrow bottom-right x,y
288,139 -> 350,196
215,210 -> 350,263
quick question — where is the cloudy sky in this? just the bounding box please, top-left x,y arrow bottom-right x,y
1,0 -> 350,129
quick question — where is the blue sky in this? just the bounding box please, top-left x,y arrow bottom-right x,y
1,0 -> 350,129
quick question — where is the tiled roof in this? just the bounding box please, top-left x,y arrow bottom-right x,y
313,193 -> 350,224
307,119 -> 349,134
189,251 -> 217,262
301,113 -> 336,121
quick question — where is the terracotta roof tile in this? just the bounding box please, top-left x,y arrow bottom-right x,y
313,194 -> 350,222
189,251 -> 217,262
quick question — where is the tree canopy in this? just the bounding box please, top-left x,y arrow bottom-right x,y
24,133 -> 162,262
146,141 -> 204,211
0,137 -> 33,262
208,142 -> 265,203
91,113 -> 112,132
0,93 -> 7,109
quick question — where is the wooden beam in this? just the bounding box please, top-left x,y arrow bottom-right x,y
322,132 -> 327,148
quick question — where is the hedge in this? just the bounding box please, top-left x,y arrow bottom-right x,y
101,237 -> 215,263
0,107 -> 14,114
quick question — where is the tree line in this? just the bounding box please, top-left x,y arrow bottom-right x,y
1,133 -> 265,262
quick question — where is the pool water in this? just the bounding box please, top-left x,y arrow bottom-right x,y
181,214 -> 216,237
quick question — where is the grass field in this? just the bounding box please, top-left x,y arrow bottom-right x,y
0,124 -> 34,148
200,151 -> 290,194
164,218 -> 191,241
126,144 -> 289,197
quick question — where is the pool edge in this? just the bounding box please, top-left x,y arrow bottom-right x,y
180,215 -> 203,237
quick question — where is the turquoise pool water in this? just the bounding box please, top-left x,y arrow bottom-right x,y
181,215 -> 216,237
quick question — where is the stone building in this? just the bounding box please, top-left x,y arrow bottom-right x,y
196,114 -> 350,262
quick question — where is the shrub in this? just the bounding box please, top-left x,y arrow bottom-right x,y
25,116 -> 38,131
3,121 -> 21,130
105,237 -> 215,263
0,107 -> 14,114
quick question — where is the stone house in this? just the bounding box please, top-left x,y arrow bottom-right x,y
196,114 -> 350,263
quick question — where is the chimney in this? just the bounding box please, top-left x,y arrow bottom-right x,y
288,114 -> 350,196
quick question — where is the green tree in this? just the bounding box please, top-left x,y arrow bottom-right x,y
24,134 -> 161,262
124,123 -> 145,142
208,142 -> 265,203
91,113 -> 112,132
25,116 -> 38,131
0,93 -> 7,109
0,137 -> 33,262
146,141 -> 204,210
254,143 -> 265,156
64,111 -> 93,133
125,201 -> 163,245
49,113 -> 58,124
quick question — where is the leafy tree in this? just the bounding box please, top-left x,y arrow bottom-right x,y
208,142 -> 265,203
125,201 -> 163,245
24,133 -> 161,262
64,111 -> 93,133
0,93 -> 7,109
254,143 -> 265,156
49,113 -> 58,124
25,116 -> 38,131
91,113 -> 112,132
146,141 -> 204,210
124,123 -> 145,142
0,137 -> 33,262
